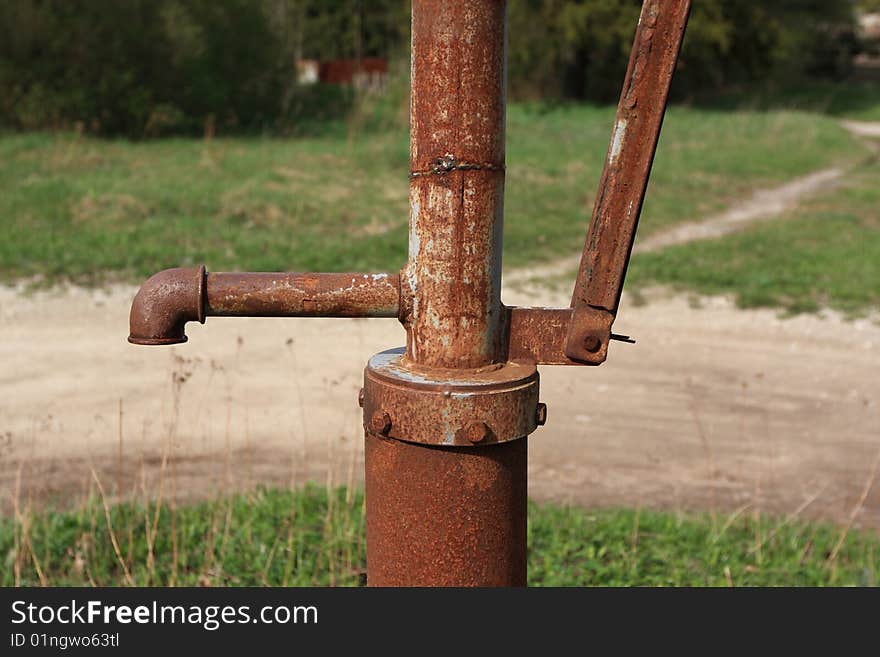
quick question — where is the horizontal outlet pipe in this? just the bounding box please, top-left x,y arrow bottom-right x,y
206,272 -> 399,318
129,267 -> 399,345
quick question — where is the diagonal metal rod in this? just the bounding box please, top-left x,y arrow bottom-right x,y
570,0 -> 692,316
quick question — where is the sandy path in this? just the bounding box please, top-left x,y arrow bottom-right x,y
841,120 -> 880,139
2,282 -> 878,527
504,167 -> 847,287
506,120 -> 880,288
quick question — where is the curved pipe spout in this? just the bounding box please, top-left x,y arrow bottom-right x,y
129,267 -> 401,346
128,266 -> 206,345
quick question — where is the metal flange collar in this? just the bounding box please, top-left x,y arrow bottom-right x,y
362,348 -> 541,447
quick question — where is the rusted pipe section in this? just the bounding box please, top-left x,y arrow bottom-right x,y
129,268 -> 399,345
364,0 -> 528,588
128,266 -> 206,345
206,272 -> 399,318
403,0 -> 507,369
365,433 -> 527,587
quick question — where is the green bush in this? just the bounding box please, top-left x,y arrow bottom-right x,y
509,0 -> 859,102
0,0 -> 405,137
0,0 -> 283,136
0,1 -> 863,137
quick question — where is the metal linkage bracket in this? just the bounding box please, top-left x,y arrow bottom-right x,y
504,306 -> 612,366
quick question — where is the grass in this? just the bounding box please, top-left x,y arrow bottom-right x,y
628,161 -> 880,316
4,84 -> 879,589
507,104 -> 863,266
2,485 -> 877,587
698,79 -> 880,122
0,103 -> 866,285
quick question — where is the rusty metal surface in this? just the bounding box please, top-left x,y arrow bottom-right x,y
360,0 -> 529,588
206,272 -> 399,318
365,433 -> 527,587
128,266 -> 205,345
130,268 -> 399,345
362,348 -> 540,446
562,306 -> 615,365
570,0 -> 691,319
127,0 -> 689,589
505,307 -> 633,365
505,307 -> 577,365
403,0 -> 508,369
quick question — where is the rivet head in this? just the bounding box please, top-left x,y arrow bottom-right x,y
464,421 -> 491,444
370,410 -> 392,435
430,154 -> 456,173
358,388 -> 365,408
535,403 -> 548,426
583,335 -> 602,353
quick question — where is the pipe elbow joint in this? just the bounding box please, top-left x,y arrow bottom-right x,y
128,265 -> 206,346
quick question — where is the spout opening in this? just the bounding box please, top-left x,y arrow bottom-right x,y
128,265 -> 206,346
127,336 -> 189,346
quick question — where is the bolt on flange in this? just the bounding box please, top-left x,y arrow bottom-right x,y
535,403 -> 548,426
370,410 -> 392,436
464,421 -> 492,444
362,348 -> 539,447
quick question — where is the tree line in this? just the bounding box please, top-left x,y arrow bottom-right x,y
0,0 -> 868,137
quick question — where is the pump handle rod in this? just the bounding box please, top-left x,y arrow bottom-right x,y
565,0 -> 691,363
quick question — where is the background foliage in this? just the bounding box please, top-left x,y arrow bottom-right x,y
0,0 -> 408,136
509,0 -> 860,102
0,0 -> 870,136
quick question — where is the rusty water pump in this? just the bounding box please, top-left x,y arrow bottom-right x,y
129,0 -> 691,586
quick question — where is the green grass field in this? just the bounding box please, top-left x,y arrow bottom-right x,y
3,486 -> 876,587
3,88 -> 880,588
628,161 -> 880,316
699,80 -> 880,122
0,103 -> 866,284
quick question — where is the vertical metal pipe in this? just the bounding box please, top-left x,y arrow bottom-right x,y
404,0 -> 507,369
365,0 -> 525,587
365,434 -> 527,587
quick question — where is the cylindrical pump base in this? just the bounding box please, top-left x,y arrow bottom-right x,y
365,433 -> 527,587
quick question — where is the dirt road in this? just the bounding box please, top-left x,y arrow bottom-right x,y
2,281 -> 878,527
506,119 -> 880,288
